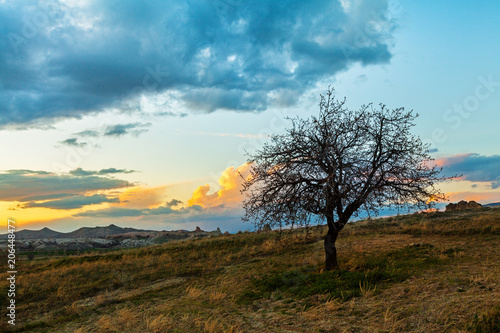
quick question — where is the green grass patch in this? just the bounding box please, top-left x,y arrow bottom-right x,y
240,244 -> 443,303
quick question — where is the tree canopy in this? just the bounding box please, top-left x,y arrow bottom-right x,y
242,88 -> 447,269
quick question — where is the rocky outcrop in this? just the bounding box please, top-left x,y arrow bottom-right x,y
12,238 -> 120,252
445,200 -> 482,212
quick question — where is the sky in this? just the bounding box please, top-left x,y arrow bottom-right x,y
1,0 -> 499,233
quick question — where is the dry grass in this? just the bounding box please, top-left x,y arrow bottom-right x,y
209,290 -> 227,301
0,208 -> 498,332
185,285 -> 204,299
359,280 -> 377,298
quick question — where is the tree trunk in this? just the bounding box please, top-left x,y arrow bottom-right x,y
324,222 -> 339,271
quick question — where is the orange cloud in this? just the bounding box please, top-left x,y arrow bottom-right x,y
444,191 -> 500,204
188,163 -> 252,208
116,185 -> 169,209
434,153 -> 471,168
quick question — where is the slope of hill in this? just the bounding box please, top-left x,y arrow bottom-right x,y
484,202 -> 500,207
64,224 -> 147,238
0,209 -> 498,332
0,224 -> 152,240
0,226 -> 224,251
5,226 -> 64,239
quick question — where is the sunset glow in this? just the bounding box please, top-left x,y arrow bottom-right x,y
0,1 -> 499,233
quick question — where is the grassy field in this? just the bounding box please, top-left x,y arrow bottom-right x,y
1,208 -> 499,332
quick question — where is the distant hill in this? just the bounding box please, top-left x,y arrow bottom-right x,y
0,224 -> 223,251
8,227 -> 64,240
484,202 -> 500,207
65,224 -> 146,238
0,224 -> 151,240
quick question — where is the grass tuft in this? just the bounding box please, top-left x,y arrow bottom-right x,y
470,306 -> 500,333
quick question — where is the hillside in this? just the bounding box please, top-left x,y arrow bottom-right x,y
0,208 -> 499,332
0,224 -> 153,240
0,226 -> 224,252
4,227 -> 65,240
64,224 -> 146,239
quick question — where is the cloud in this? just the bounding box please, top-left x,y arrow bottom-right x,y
104,123 -> 151,137
22,194 -> 120,210
117,185 -> 169,209
188,163 -> 252,207
74,200 -> 203,218
69,168 -> 95,177
72,162 -> 253,219
444,191 -> 500,205
0,0 -> 394,127
22,193 -> 75,201
74,207 -> 145,218
436,153 -> 500,189
69,167 -> 136,176
99,168 -> 136,174
166,199 -> 182,207
0,169 -> 133,202
65,124 -> 150,146
60,138 -> 87,147
74,130 -> 101,137
148,204 -> 203,216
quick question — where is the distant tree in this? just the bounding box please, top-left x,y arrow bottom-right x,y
242,87 -> 447,270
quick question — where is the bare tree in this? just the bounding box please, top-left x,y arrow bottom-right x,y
242,87 -> 447,270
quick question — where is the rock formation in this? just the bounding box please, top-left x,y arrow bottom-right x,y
445,200 -> 482,212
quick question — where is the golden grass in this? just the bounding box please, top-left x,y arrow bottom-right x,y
185,285 -> 204,299
145,314 -> 174,332
209,290 -> 227,301
358,280 -> 377,298
0,208 -> 498,332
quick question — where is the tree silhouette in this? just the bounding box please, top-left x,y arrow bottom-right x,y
242,87 -> 447,270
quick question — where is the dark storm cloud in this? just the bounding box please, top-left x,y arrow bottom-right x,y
0,0 -> 394,127
0,169 -> 133,201
23,194 -> 120,210
439,153 -> 500,189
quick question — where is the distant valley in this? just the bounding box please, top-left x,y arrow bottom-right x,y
0,224 -> 224,252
